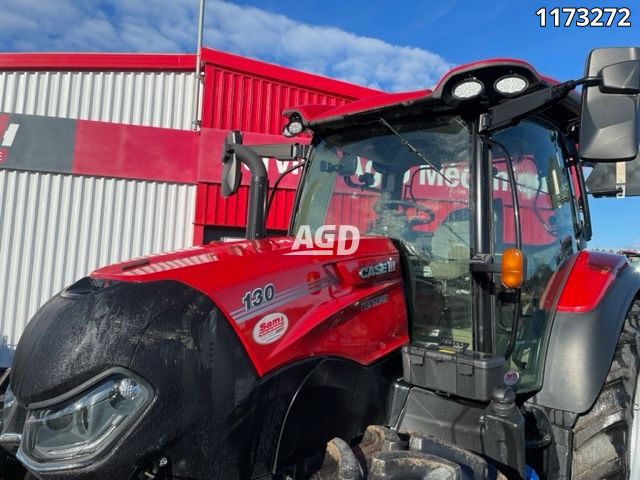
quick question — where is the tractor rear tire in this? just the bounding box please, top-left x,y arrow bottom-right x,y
312,425 -> 507,479
570,300 -> 640,480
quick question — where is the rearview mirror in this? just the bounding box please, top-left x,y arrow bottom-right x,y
579,47 -> 640,163
221,130 -> 243,197
338,153 -> 358,176
319,153 -> 359,176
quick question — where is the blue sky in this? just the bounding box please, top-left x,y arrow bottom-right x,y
0,0 -> 638,248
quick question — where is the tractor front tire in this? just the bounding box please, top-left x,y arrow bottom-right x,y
570,300 -> 640,480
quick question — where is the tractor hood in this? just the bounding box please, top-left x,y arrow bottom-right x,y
91,236 -> 409,377
7,236 -> 409,477
10,279 -> 211,406
11,235 -> 408,405
4,234 -> 412,479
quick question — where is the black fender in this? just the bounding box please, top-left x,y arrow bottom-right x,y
532,252 -> 640,414
274,353 -> 402,474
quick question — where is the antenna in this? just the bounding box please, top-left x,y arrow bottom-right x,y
192,0 -> 206,131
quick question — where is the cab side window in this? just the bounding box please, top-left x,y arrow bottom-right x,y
493,121 -> 577,272
491,120 -> 578,390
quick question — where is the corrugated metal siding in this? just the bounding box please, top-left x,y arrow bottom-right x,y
0,70 -> 197,130
0,169 -> 196,346
202,65 -> 350,135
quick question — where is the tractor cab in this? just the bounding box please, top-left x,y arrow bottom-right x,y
289,109 -> 585,397
216,47 -> 640,478
221,47 -> 640,403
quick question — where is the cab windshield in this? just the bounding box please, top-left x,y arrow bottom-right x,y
293,116 -> 475,348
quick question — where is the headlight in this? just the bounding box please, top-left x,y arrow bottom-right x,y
451,78 -> 484,100
19,374 -> 152,470
494,75 -> 529,96
283,120 -> 304,137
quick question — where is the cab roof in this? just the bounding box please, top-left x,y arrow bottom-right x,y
284,58 -> 579,129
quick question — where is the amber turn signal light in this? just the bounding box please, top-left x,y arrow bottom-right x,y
501,248 -> 525,289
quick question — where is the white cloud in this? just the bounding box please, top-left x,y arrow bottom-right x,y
0,0 -> 451,91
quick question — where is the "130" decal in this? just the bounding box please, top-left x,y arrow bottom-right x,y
242,283 -> 276,311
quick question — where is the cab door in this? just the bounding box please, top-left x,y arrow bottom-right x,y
489,119 -> 580,393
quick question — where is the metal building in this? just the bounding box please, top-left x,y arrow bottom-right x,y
194,49 -> 379,241
0,48 -> 378,353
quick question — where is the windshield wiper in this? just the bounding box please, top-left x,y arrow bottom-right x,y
377,117 -> 451,185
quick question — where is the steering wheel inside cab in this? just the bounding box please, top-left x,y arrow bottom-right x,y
370,200 -> 436,241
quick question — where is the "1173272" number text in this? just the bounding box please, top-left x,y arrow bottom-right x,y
536,7 -> 631,27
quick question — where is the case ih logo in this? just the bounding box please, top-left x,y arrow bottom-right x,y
286,225 -> 360,256
359,260 -> 397,279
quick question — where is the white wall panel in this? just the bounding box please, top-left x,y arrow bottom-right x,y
0,170 -> 195,347
0,70 -> 197,130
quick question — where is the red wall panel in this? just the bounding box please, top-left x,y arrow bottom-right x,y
195,183 -> 297,233
202,66 -> 348,134
196,48 -> 380,239
200,48 -> 379,135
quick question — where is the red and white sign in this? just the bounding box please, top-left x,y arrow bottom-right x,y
252,312 -> 289,345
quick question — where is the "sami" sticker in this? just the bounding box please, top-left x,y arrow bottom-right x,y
253,312 -> 289,345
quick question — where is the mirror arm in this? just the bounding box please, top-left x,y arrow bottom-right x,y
247,143 -> 310,161
480,77 -> 601,134
576,76 -> 601,88
574,159 -> 593,241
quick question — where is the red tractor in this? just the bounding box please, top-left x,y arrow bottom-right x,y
2,47 -> 640,480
